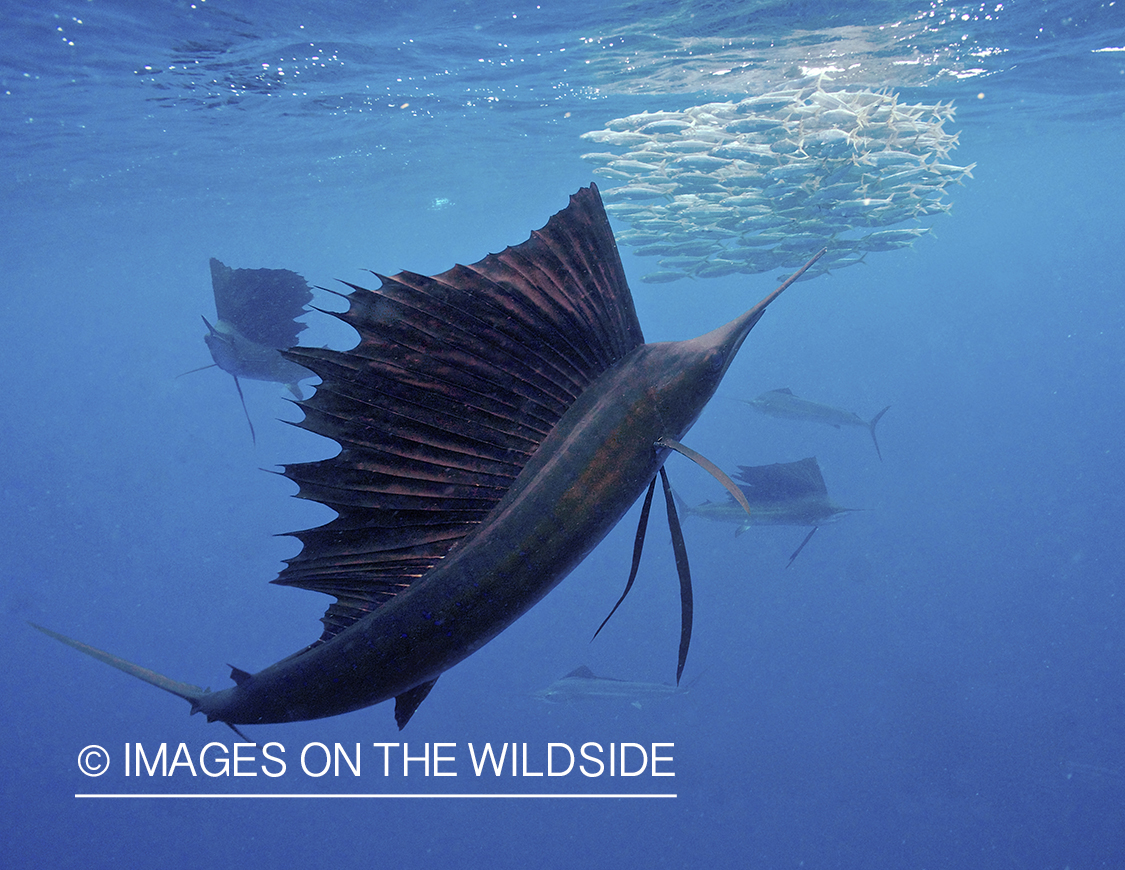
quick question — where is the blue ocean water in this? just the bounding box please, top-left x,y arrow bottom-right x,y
2,0 -> 1124,866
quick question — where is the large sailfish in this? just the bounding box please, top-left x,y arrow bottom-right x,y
34,185 -> 823,731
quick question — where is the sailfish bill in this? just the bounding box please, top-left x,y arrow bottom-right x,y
34,184 -> 824,730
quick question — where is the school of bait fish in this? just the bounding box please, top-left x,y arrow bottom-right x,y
580,78 -> 975,284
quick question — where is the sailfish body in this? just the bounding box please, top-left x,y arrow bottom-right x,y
35,185 -> 822,730
676,457 -> 855,536
202,315 -> 310,389
191,259 -> 314,442
746,388 -> 890,459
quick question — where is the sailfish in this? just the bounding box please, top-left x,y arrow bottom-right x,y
181,258 -> 314,443
745,388 -> 890,460
674,456 -> 860,567
33,185 -> 824,732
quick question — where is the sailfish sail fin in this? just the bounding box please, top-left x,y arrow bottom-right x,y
276,185 -> 646,644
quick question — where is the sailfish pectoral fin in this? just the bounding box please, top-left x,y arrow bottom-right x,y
592,467 -> 695,684
652,438 -> 750,683
659,467 -> 693,684
656,436 -> 753,519
230,374 -> 257,445
29,622 -> 208,712
786,527 -> 819,569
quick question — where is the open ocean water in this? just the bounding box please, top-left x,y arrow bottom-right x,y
2,1 -> 1124,867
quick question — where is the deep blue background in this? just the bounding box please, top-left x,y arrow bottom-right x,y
3,1 -> 1124,867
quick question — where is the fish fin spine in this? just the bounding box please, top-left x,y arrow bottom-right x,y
395,678 -> 439,730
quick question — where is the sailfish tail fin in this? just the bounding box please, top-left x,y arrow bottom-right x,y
29,622 -> 209,713
868,406 -> 891,462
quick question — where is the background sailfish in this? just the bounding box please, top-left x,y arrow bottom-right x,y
675,456 -> 859,566
34,185 -> 823,731
745,388 -> 890,460
183,258 -> 314,442
532,665 -> 689,708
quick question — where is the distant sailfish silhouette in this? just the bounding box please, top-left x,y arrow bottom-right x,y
34,185 -> 825,732
675,457 -> 859,567
745,388 -> 890,460
532,665 -> 689,708
180,258 -> 313,442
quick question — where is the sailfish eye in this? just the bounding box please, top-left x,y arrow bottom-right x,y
707,349 -> 725,373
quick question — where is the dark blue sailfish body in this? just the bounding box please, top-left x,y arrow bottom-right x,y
34,185 -> 823,730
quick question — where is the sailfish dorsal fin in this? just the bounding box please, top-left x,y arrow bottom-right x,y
275,185 -> 644,643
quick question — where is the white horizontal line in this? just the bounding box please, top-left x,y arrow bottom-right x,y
76,793 -> 676,800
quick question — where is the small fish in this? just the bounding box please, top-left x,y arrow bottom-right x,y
607,110 -> 686,130
601,183 -> 677,201
579,130 -> 649,147
931,161 -> 976,180
672,154 -> 730,170
746,387 -> 890,460
579,152 -> 619,166
658,139 -> 717,154
693,259 -> 744,278
719,197 -> 769,213
712,142 -> 774,161
858,236 -> 914,253
641,270 -> 691,284
863,149 -> 925,167
640,118 -> 694,134
766,162 -> 816,181
831,196 -> 896,216
864,227 -> 929,244
610,159 -> 666,175
592,167 -> 633,180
